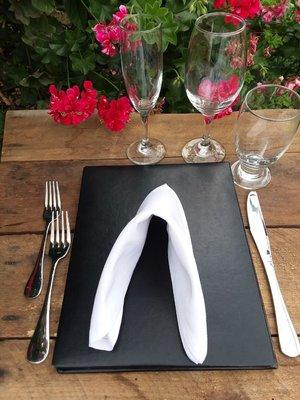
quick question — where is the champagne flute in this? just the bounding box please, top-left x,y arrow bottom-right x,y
183,12 -> 246,163
120,14 -> 165,165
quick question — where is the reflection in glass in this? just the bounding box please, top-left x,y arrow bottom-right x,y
232,84 -> 300,189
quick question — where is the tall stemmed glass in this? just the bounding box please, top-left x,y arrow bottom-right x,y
120,14 -> 165,165
183,12 -> 246,163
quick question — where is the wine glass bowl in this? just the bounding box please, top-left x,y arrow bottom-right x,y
120,14 -> 165,165
183,12 -> 246,163
232,84 -> 300,190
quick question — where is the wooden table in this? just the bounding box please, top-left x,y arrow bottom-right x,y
0,110 -> 299,400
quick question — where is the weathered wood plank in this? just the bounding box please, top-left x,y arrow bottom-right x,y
0,229 -> 299,338
0,338 -> 299,400
0,154 -> 299,234
2,110 -> 300,162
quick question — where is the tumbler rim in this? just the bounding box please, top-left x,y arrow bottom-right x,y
243,84 -> 300,122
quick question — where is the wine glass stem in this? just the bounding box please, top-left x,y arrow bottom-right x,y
141,112 -> 149,148
201,117 -> 212,146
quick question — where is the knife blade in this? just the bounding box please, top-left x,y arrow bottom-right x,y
247,191 -> 300,358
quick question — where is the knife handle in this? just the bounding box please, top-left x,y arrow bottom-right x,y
263,258 -> 300,357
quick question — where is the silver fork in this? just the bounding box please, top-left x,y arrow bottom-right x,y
24,181 -> 61,298
27,211 -> 71,364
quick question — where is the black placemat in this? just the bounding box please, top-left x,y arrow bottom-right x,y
53,163 -> 276,372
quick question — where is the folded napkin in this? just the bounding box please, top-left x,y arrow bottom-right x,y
89,184 -> 207,364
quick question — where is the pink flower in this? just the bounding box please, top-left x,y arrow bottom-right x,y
93,22 -> 122,57
246,33 -> 259,67
48,81 -> 97,125
261,10 -> 274,23
230,56 -> 244,69
296,10 -> 300,23
260,0 -> 288,24
284,77 -> 300,91
93,5 -> 128,57
98,96 -> 133,132
225,39 -> 240,55
263,46 -> 273,58
249,33 -> 259,53
112,5 -> 128,24
246,52 -> 254,66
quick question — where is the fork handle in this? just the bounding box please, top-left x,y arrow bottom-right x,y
24,222 -> 50,298
27,260 -> 58,363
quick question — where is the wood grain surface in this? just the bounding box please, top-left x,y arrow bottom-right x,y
2,110 -> 300,162
0,339 -> 299,400
0,229 -> 299,338
0,153 -> 299,234
0,110 -> 299,400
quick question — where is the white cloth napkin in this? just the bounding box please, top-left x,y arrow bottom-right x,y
89,184 -> 207,364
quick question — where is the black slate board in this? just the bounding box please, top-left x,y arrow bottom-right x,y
53,163 -> 276,372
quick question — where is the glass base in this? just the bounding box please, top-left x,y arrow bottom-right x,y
181,138 -> 225,163
231,160 -> 271,190
127,138 -> 166,165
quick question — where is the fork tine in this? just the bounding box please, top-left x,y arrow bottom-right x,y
49,181 -> 52,210
55,211 -> 60,245
45,182 -> 48,209
50,211 -> 54,245
66,211 -> 71,245
52,181 -> 57,210
56,182 -> 61,211
61,211 -> 65,246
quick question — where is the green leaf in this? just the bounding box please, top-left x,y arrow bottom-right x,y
144,3 -> 168,18
89,0 -> 112,22
70,52 -> 95,74
9,0 -> 42,24
49,44 -> 67,56
64,0 -> 88,29
162,14 -> 179,50
32,0 -> 55,15
19,77 -> 30,87
263,30 -> 283,49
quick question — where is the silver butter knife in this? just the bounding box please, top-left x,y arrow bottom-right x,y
247,191 -> 300,357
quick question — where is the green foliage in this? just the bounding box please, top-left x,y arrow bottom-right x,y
248,90 -> 295,110
0,0 -> 299,113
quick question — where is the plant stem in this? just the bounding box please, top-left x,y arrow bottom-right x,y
79,0 -> 100,23
172,68 -> 184,83
93,71 -> 120,92
66,58 -> 70,88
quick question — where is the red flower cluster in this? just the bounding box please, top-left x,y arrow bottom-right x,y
48,81 -> 97,125
198,75 -> 240,103
98,96 -> 133,132
48,81 -> 133,132
93,5 -> 128,57
213,0 -> 261,21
